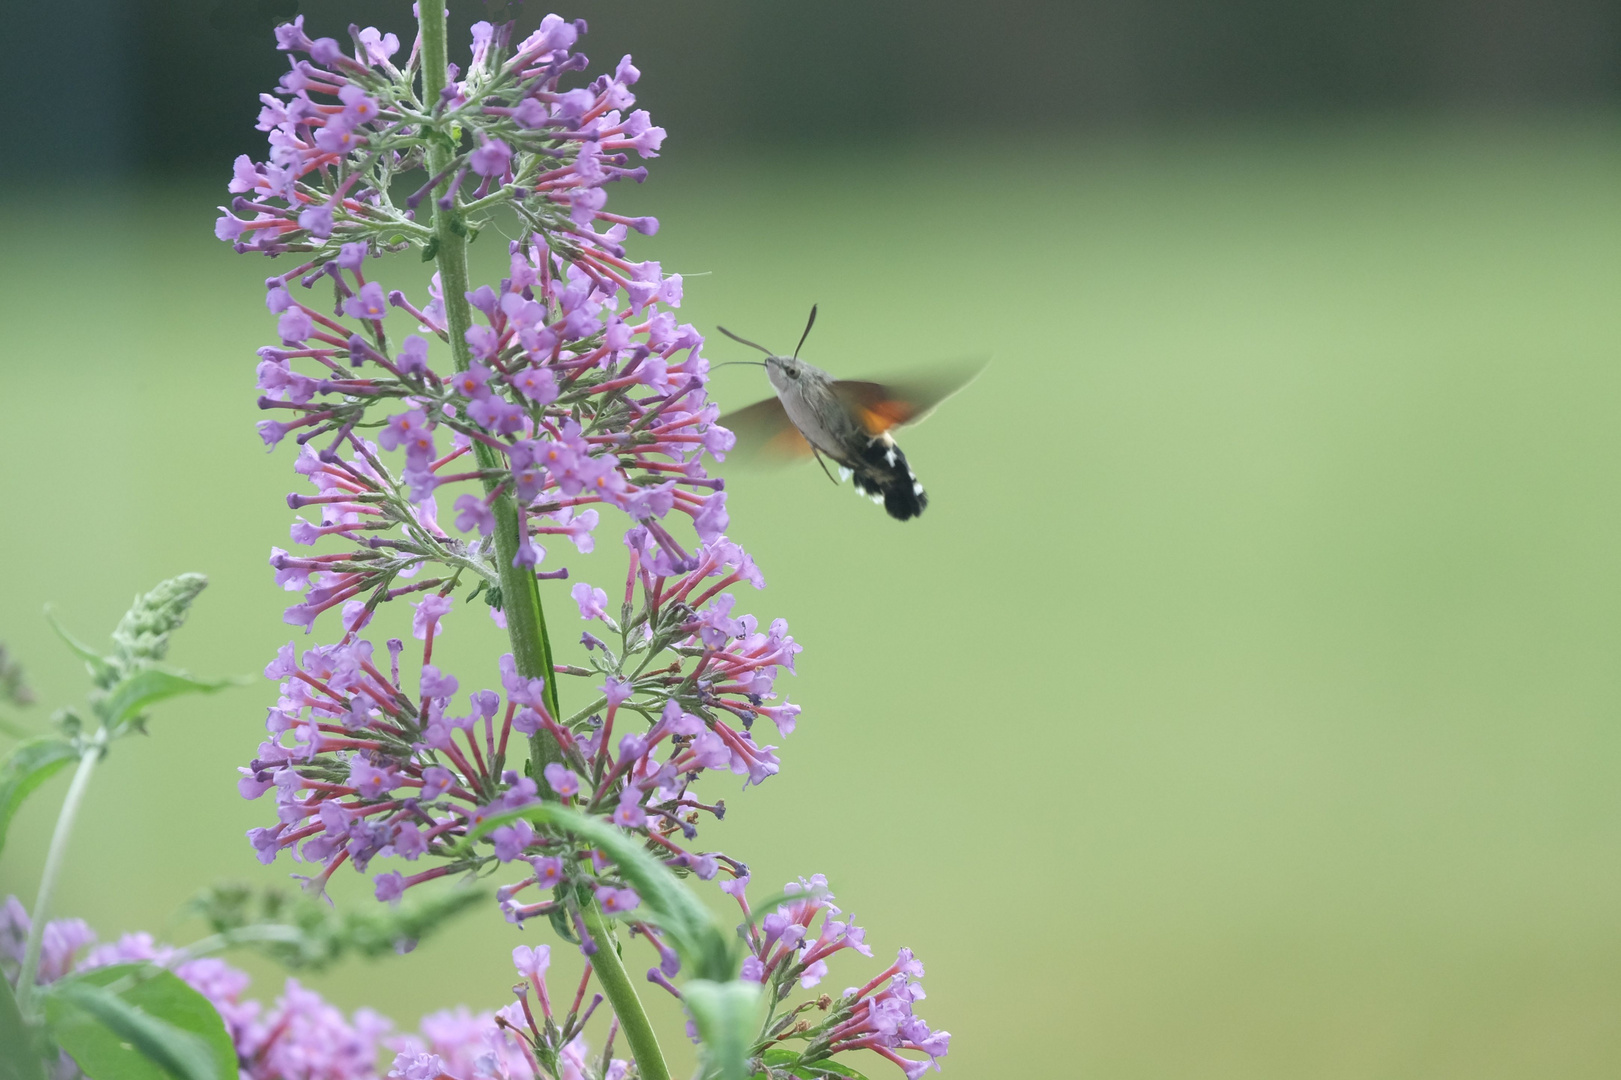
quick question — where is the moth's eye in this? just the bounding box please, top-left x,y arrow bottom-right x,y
784,365 -> 799,379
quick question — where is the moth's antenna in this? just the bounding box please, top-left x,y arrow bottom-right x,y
793,304 -> 818,360
716,325 -> 775,356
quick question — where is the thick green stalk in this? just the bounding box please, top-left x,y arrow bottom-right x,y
15,739 -> 101,1020
416,13 -> 670,1080
418,9 -> 561,750
584,904 -> 672,1080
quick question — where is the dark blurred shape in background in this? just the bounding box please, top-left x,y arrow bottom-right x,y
4,0 -> 1619,177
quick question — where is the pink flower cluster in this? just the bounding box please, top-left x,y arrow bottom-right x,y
239,551 -> 798,912
218,15 -> 661,256
722,876 -> 951,1079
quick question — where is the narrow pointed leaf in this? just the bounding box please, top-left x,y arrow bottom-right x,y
44,965 -> 233,1080
101,667 -> 237,732
0,974 -> 47,1080
806,1062 -> 870,1080
684,978 -> 762,1080
44,608 -> 116,686
0,737 -> 80,860
761,1049 -> 873,1080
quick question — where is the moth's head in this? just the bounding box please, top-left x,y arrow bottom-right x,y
765,354 -> 806,394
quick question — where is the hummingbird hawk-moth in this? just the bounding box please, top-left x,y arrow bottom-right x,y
715,306 -> 982,521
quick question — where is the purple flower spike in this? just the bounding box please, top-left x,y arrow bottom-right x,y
224,12 -> 835,975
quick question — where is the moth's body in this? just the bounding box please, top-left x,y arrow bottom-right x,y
717,307 -> 978,522
765,354 -> 927,520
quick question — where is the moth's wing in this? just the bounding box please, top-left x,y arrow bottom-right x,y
715,395 -> 815,464
832,358 -> 987,436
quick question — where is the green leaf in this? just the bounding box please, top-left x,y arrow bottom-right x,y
808,1061 -> 871,1080
44,607 -> 116,687
0,975 -> 47,1080
684,979 -> 762,1080
760,1050 -> 873,1080
44,965 -> 234,1080
110,574 -> 209,676
459,804 -> 739,980
186,882 -> 484,972
0,737 -> 80,860
100,667 -> 237,732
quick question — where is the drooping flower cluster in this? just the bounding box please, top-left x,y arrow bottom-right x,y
226,15 -> 803,922
721,876 -> 951,1080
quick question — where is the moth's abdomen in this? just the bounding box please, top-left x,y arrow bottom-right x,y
851,434 -> 927,521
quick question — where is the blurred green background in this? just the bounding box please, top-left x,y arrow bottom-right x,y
4,118 -> 1620,1077
4,2 -> 1621,1078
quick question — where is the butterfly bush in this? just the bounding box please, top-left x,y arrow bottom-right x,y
206,9 -> 948,1080
222,13 -> 805,918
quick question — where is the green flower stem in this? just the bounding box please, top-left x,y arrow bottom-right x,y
584,903 -> 672,1080
417,8 -> 562,768
416,13 -> 670,1080
15,736 -> 102,1021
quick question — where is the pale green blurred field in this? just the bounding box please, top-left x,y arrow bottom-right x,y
3,117 -> 1621,1077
